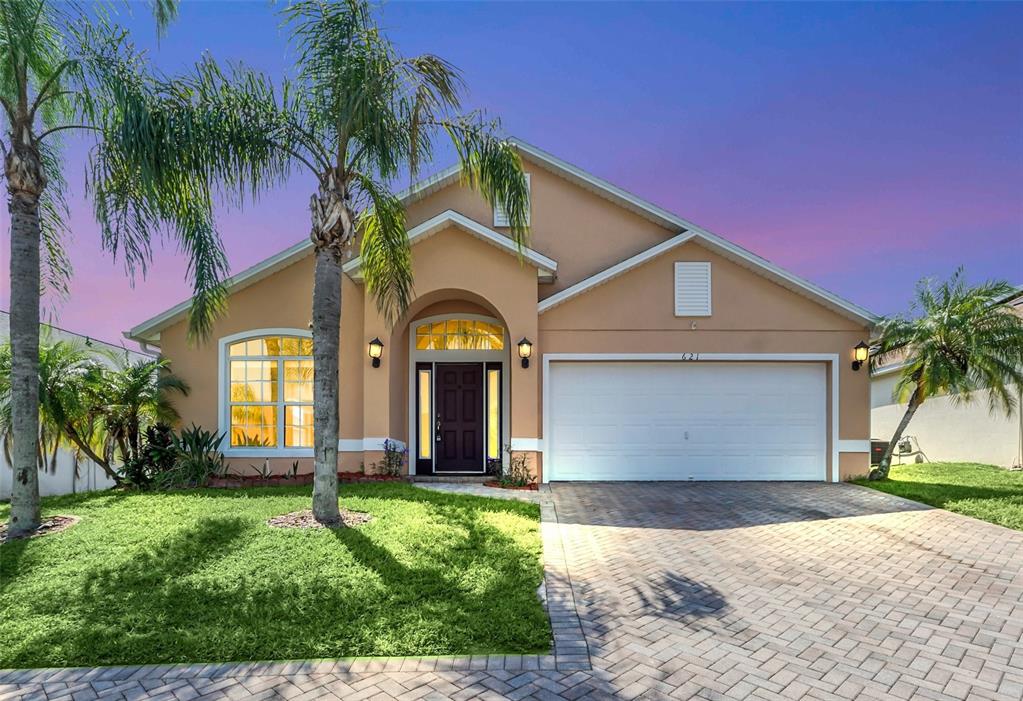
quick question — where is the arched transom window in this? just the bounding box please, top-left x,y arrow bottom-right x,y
227,335 -> 313,448
414,319 -> 505,351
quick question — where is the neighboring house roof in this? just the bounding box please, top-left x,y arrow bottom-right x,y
0,310 -> 154,361
127,137 -> 876,342
342,210 -> 558,282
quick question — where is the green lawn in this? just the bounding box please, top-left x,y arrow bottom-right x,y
854,462 -> 1023,531
0,483 -> 549,669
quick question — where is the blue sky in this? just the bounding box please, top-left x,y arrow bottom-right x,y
3,1 -> 1020,346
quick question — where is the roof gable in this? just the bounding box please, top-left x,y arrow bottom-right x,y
127,137 -> 876,341
342,210 -> 557,282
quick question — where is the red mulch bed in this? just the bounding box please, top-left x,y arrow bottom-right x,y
483,481 -> 539,491
207,473 -> 404,489
0,515 -> 80,543
266,509 -> 372,529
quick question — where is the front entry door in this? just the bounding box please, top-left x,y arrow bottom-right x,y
435,363 -> 484,472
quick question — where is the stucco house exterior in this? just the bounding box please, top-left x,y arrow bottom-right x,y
127,139 -> 877,483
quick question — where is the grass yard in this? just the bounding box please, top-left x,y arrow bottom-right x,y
0,483 -> 549,669
854,462 -> 1023,531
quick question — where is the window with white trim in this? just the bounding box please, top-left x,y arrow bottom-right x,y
674,262 -> 712,316
227,335 -> 314,448
493,173 -> 530,228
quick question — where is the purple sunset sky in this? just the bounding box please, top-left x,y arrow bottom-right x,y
2,1 -> 1021,350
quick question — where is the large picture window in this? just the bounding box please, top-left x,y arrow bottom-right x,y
227,335 -> 313,449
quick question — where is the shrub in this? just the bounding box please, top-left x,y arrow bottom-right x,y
150,424 -> 226,490
374,439 -> 407,477
121,424 -> 176,489
500,447 -> 535,488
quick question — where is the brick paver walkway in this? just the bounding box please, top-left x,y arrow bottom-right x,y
2,482 -> 1022,700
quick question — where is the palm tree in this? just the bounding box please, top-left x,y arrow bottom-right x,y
99,357 -> 188,470
0,337 -> 96,476
1,0 -> 233,536
869,270 -> 1023,480
165,0 -> 530,522
0,340 -> 188,487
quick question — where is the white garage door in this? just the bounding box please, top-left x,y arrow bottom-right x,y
547,362 -> 827,481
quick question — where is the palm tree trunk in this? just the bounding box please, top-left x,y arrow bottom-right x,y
6,159 -> 43,536
311,246 -> 342,523
64,424 -> 121,485
869,385 -> 924,480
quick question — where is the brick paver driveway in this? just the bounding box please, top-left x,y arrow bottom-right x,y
3,482 -> 1022,700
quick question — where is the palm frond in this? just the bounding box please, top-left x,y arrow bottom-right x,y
356,173 -> 412,325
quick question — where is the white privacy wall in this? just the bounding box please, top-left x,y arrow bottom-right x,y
871,373 -> 1022,468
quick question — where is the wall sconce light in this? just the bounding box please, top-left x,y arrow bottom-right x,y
517,337 -> 533,368
368,337 -> 384,368
851,341 -> 869,371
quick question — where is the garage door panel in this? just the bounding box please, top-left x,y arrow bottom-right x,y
547,362 -> 826,481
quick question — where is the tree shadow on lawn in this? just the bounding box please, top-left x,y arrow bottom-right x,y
2,488 -> 548,668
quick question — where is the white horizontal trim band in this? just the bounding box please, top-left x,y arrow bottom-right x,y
339,437 -> 407,452
837,440 -> 870,453
510,438 -> 544,453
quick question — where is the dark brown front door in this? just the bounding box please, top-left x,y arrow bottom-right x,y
435,363 -> 484,472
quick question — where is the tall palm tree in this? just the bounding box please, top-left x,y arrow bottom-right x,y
869,270 -> 1023,480
1,0 -> 232,536
164,0 -> 530,522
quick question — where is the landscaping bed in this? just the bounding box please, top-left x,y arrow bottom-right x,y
0,483 -> 548,668
854,462 -> 1023,531
484,481 -> 539,491
207,472 -> 404,488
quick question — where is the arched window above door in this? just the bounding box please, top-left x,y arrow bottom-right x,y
414,319 -> 505,351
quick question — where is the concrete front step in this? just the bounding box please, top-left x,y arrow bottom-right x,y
409,474 -> 490,484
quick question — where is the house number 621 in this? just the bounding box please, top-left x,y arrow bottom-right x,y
679,352 -> 700,361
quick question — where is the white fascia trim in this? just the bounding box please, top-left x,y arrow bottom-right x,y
126,167 -> 465,344
339,437 -> 407,452
343,209 -> 558,280
838,440 -> 870,453
541,353 -> 841,484
128,238 -> 313,343
510,438 -> 544,452
539,232 -> 695,313
510,138 -> 684,231
679,223 -> 879,327
510,138 -> 876,327
871,362 -> 907,378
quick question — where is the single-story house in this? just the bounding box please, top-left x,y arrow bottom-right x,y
871,287 -> 1023,469
127,139 -> 877,482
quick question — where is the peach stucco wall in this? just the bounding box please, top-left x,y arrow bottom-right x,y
152,155 -> 871,480
404,158 -> 673,297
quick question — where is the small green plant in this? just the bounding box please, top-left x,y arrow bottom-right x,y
248,459 -> 274,479
500,446 -> 535,488
152,424 -> 226,489
376,439 -> 407,477
287,460 -> 300,479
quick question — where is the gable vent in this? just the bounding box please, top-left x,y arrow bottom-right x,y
674,262 -> 712,317
494,173 -> 531,228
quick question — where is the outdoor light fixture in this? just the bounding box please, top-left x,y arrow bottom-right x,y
368,337 -> 384,368
852,341 -> 869,371
517,338 -> 533,368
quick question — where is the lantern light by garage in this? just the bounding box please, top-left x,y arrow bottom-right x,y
851,341 -> 869,371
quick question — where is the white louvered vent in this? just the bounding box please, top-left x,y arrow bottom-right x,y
674,262 -> 712,317
493,173 -> 530,227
